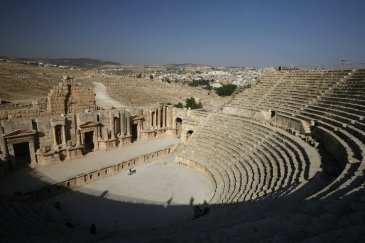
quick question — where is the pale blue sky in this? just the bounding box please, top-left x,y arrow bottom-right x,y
0,0 -> 364,66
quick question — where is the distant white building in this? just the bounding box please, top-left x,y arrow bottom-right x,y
211,82 -> 222,88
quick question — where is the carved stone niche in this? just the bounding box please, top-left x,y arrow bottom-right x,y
79,120 -> 101,152
51,116 -> 67,149
3,129 -> 37,168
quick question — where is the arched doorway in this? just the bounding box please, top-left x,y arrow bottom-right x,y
271,110 -> 276,118
186,130 -> 193,141
175,118 -> 182,138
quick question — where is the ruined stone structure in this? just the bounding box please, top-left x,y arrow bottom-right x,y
1,68 -> 365,242
46,76 -> 96,115
0,79 -> 175,172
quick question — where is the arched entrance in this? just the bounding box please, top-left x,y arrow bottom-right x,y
175,118 -> 182,138
186,130 -> 193,141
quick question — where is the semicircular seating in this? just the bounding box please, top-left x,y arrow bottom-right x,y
177,112 -> 321,203
222,68 -> 365,200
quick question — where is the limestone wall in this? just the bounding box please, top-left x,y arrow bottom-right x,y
0,107 -> 40,120
0,104 -> 174,170
1,119 -> 34,134
46,77 -> 96,115
36,116 -> 55,148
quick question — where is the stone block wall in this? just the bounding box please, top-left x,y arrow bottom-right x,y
46,77 -> 96,115
0,104 -> 174,169
0,107 -> 40,120
67,82 -> 96,114
1,119 -> 34,134
36,116 -> 54,148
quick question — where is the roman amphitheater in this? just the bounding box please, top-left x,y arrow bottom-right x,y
0,62 -> 365,242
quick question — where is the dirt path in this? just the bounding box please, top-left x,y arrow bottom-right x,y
93,81 -> 124,108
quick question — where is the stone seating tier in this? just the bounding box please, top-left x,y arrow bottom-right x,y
179,113 -> 317,202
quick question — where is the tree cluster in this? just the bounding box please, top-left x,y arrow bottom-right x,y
214,84 -> 237,96
173,97 -> 202,109
189,79 -> 214,90
189,79 -> 211,87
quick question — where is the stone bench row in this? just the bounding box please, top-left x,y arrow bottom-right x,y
297,111 -> 365,159
0,201 -> 63,237
183,113 -> 313,202
192,133 -> 272,201
307,126 -> 364,199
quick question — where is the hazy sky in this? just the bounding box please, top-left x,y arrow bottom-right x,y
1,0 -> 364,66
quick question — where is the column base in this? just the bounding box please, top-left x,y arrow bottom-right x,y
118,135 -> 132,147
141,128 -> 173,140
98,138 -> 117,151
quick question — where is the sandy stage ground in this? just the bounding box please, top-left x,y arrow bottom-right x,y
46,154 -> 214,231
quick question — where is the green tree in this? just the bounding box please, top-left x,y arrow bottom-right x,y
174,102 -> 184,108
215,84 -> 237,96
185,97 -> 202,109
189,79 -> 211,87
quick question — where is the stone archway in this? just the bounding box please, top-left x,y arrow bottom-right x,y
176,117 -> 182,138
186,130 -> 194,141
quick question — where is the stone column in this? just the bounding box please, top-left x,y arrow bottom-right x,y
0,127 -> 9,161
53,126 -> 57,146
137,121 -> 141,140
28,141 -> 37,165
8,143 -> 15,166
76,129 -> 81,145
81,132 -> 85,145
109,112 -> 115,139
102,126 -> 108,140
161,106 -> 165,128
172,115 -> 176,129
119,110 -> 125,136
145,109 -> 150,130
94,127 -> 99,149
155,109 -> 158,128
97,125 -> 102,139
166,106 -> 171,128
126,111 -> 131,136
157,107 -> 161,128
62,125 -> 67,146
164,106 -> 167,127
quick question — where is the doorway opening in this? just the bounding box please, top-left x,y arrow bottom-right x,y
55,125 -> 63,145
186,130 -> 194,141
131,124 -> 138,142
13,142 -> 31,165
84,131 -> 94,153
